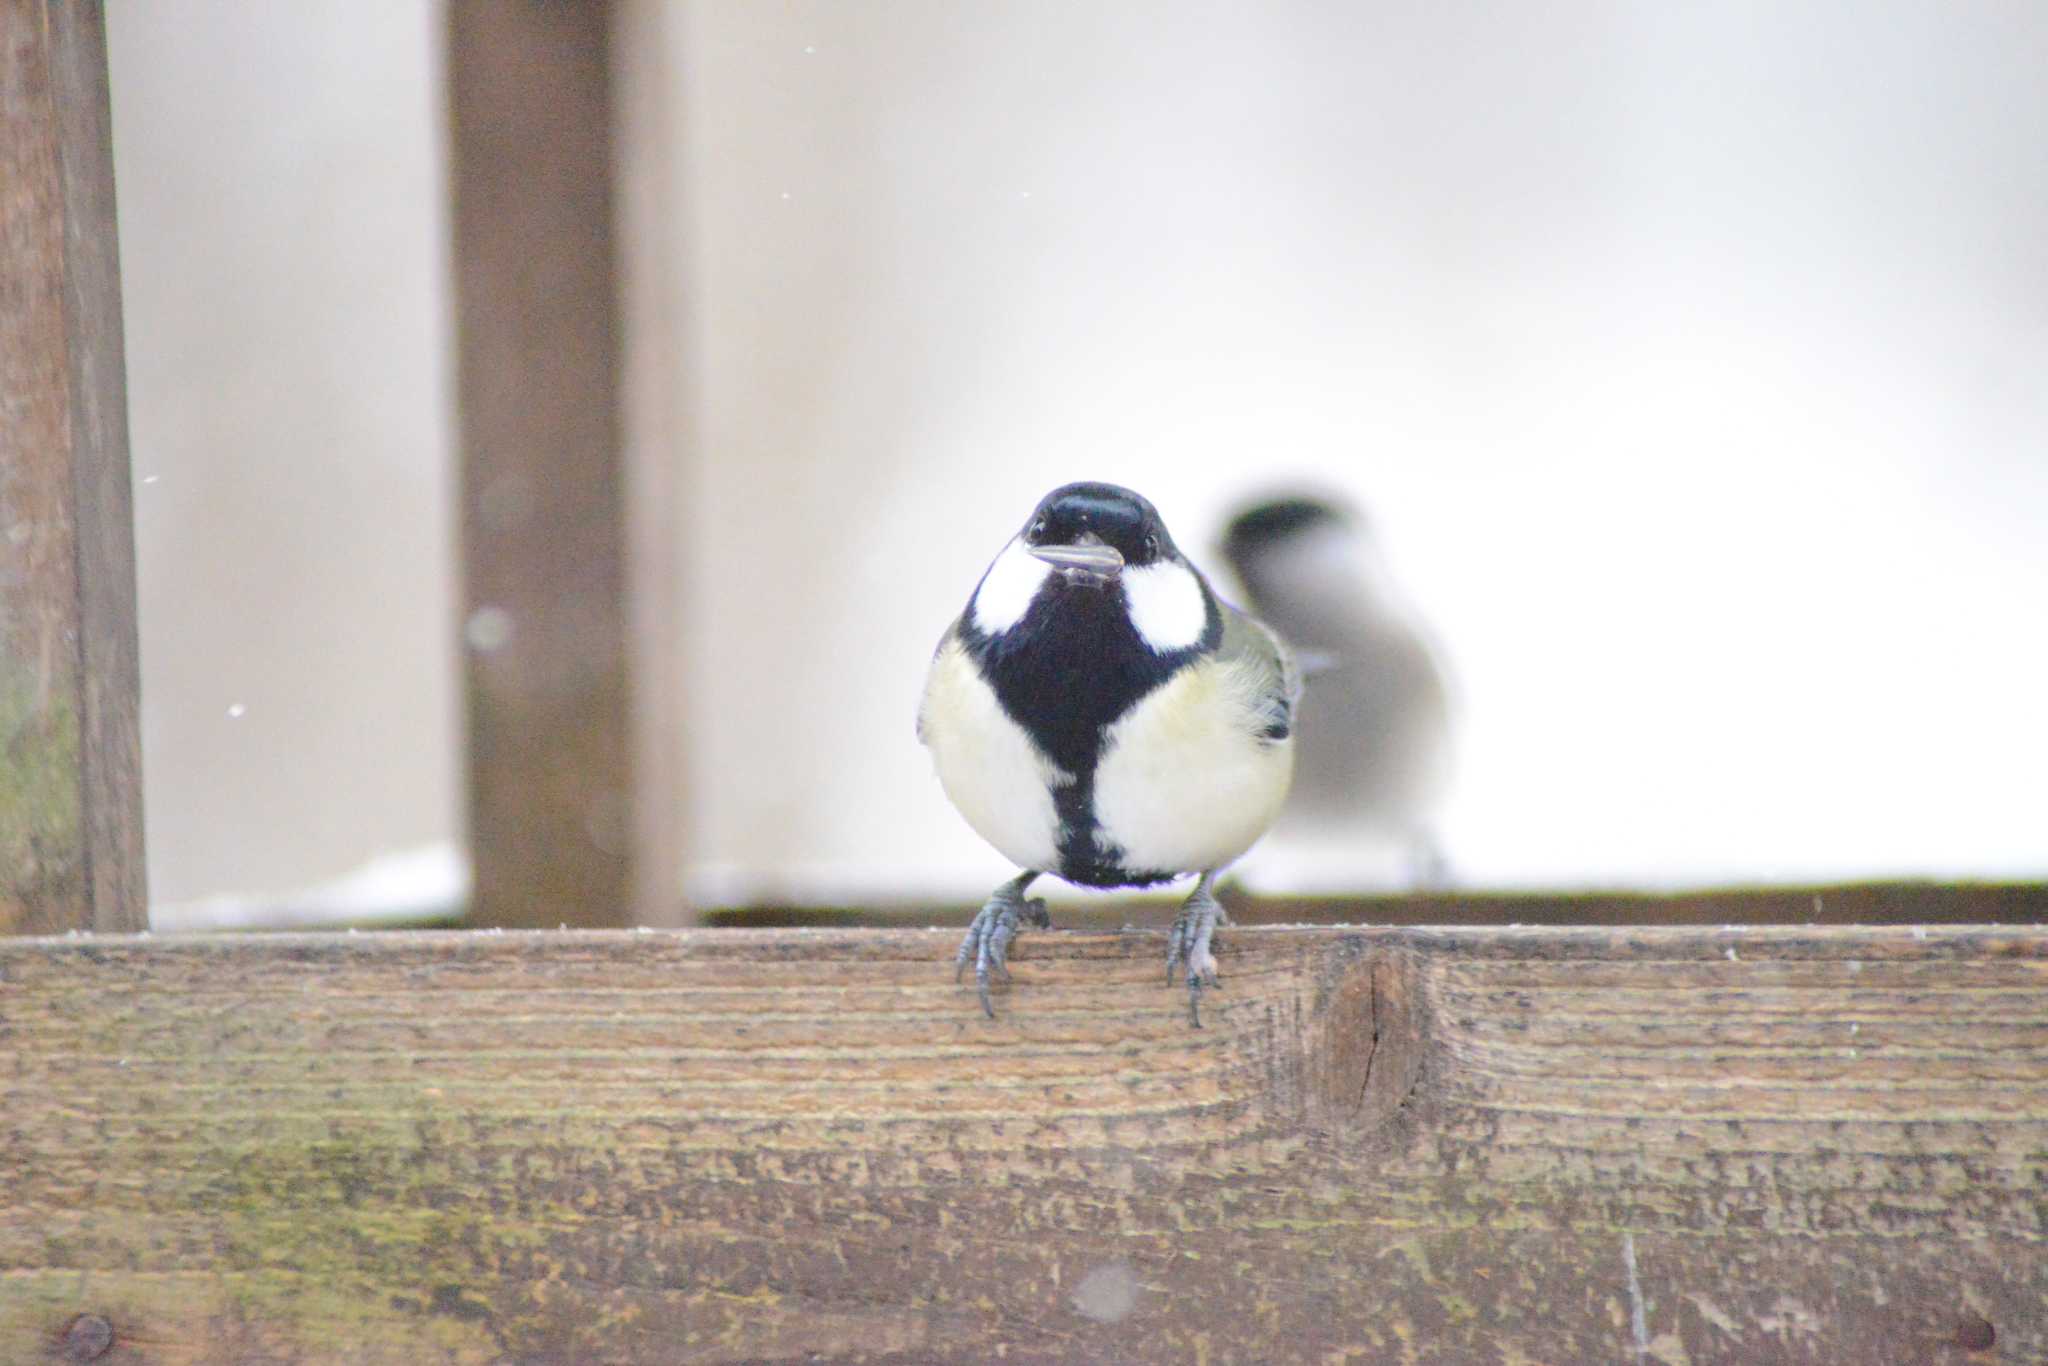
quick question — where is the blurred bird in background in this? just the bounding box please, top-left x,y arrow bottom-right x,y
1220,493 -> 1455,888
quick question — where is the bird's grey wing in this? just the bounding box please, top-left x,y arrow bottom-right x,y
1216,602 -> 1302,741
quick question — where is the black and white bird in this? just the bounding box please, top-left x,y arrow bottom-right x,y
917,482 -> 1299,1026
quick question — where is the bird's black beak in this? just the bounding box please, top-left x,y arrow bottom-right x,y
1029,537 -> 1124,586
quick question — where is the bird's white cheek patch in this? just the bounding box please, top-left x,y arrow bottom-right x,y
970,536 -> 1050,635
1122,562 -> 1208,653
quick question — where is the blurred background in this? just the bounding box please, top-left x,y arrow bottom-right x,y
109,1 -> 2048,928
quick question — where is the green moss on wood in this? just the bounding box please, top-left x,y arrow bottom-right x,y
0,655 -> 81,928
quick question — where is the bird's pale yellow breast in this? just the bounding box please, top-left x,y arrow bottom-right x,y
919,639 -> 1068,871
1090,654 -> 1294,875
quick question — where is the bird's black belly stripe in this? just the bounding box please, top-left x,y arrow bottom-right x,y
960,572 -> 1221,888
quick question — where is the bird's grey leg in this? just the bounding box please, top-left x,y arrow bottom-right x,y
955,871 -> 1049,1018
1165,871 -> 1228,1027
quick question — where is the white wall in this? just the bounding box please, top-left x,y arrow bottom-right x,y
673,0 -> 2048,898
115,2 -> 2048,915
110,2 -> 458,911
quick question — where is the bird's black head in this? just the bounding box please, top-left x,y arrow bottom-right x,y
963,479 -> 1213,649
1220,493 -> 1355,571
1021,482 -> 1179,584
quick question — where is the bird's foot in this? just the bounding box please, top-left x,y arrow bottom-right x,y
955,877 -> 1051,1018
1165,880 -> 1228,1027
1405,830 -> 1453,891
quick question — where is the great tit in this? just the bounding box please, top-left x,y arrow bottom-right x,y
1221,494 -> 1453,886
918,482 -> 1300,1026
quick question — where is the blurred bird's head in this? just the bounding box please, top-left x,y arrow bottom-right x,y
1219,490 -> 1391,647
1221,493 -> 1359,575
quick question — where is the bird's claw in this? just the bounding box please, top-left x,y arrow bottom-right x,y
956,890 -> 1050,1018
1165,892 -> 1227,1028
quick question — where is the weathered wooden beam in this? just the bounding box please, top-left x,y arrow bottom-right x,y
0,0 -> 145,935
449,0 -> 671,929
2,923 -> 2043,1362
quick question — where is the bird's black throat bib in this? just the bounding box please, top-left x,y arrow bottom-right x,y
960,574 -> 1223,887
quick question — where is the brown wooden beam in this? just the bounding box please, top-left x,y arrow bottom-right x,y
2,921 -> 2044,1361
0,0 -> 145,935
449,0 -> 669,929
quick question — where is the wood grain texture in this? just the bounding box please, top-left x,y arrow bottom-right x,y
0,0 -> 146,935
2,923 -> 2043,1363
449,0 -> 652,929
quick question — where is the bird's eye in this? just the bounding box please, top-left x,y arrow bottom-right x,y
1027,519 -> 1047,544
1144,534 -> 1160,559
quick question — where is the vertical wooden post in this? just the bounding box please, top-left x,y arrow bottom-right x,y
614,0 -> 687,928
448,0 -> 679,928
0,0 -> 146,935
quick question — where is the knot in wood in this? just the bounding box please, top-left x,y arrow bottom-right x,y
1304,944 -> 1426,1140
